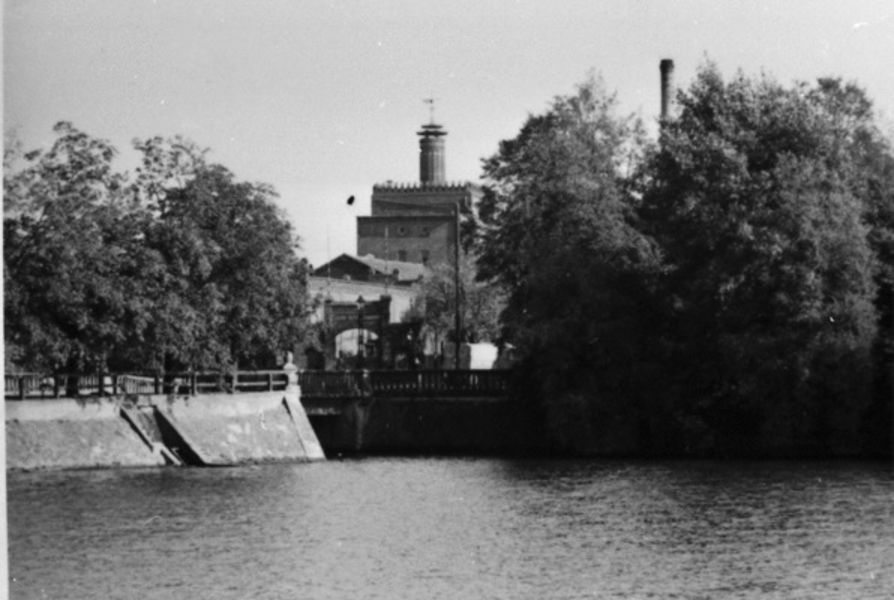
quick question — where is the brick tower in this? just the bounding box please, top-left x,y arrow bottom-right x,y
356,111 -> 481,267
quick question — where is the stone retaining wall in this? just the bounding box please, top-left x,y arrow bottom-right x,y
155,393 -> 323,465
6,398 -> 165,470
6,390 -> 324,471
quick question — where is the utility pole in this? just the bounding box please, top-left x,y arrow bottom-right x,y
357,296 -> 365,370
454,201 -> 462,370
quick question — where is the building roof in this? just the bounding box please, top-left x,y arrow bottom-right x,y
373,181 -> 475,190
355,254 -> 427,281
312,253 -> 428,284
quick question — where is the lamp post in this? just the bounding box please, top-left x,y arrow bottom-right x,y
356,295 -> 365,369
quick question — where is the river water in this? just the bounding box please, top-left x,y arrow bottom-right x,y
7,458 -> 894,599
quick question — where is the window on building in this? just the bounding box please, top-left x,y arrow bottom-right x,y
398,250 -> 407,262
421,250 -> 430,265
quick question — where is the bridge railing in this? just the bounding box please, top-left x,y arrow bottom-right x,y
298,369 -> 510,398
297,371 -> 364,397
6,369 -> 509,399
4,370 -> 290,399
370,370 -> 510,396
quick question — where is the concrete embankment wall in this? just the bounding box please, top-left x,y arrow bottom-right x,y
6,391 -> 324,471
156,393 -> 324,465
6,399 -> 166,470
307,396 -> 548,455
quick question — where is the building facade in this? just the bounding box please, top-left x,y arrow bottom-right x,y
356,121 -> 480,266
308,115 -> 480,369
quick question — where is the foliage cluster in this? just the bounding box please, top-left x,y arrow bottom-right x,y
403,250 -> 506,348
4,122 -> 309,374
477,66 -> 894,456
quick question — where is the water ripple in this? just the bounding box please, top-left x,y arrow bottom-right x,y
8,459 -> 894,599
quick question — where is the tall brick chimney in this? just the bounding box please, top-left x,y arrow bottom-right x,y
660,58 -> 675,120
418,122 -> 447,185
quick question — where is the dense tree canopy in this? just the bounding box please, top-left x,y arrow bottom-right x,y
4,123 -> 154,370
4,122 -> 309,373
476,77 -> 663,452
642,65 -> 887,454
478,66 -> 893,456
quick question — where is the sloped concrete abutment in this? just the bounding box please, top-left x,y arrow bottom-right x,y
6,389 -> 325,471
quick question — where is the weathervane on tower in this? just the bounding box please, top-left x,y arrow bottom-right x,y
423,97 -> 437,124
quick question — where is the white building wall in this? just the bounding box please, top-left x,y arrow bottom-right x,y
307,276 -> 419,324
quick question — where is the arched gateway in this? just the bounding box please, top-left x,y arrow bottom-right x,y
321,296 -> 391,369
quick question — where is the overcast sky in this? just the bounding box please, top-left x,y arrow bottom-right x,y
4,0 -> 893,266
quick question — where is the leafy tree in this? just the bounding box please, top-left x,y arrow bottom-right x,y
403,250 -> 506,347
4,123 -> 311,373
4,122 -> 160,372
806,78 -> 894,454
131,135 -> 208,214
476,76 -> 663,452
642,64 -> 882,453
151,162 -> 309,369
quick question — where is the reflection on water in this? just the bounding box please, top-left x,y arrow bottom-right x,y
8,459 -> 894,599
